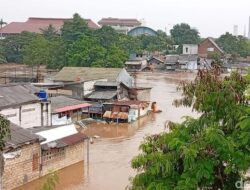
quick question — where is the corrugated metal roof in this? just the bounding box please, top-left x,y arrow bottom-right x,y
54,103 -> 91,113
4,122 -> 41,151
51,96 -> 91,113
103,111 -> 128,119
0,84 -> 39,110
54,67 -> 123,82
94,81 -> 118,87
35,124 -> 77,144
87,91 -> 117,100
165,55 -> 179,63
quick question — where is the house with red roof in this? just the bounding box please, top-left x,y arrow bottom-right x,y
0,17 -> 99,37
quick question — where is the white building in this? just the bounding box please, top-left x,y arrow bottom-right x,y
0,84 -> 51,128
182,44 -> 198,55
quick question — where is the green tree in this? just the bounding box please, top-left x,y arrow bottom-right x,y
217,32 -> 250,58
170,23 -> 200,45
41,24 -> 59,40
2,32 -> 38,63
0,115 -> 11,183
40,171 -> 59,190
66,35 -> 106,67
131,71 -> 250,190
23,35 -> 66,69
61,13 -> 90,43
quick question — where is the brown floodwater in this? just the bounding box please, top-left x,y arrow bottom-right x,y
15,72 -> 198,190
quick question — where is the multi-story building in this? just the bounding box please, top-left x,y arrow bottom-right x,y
98,17 -> 141,34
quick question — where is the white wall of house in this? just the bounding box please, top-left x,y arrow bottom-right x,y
0,102 -> 51,128
183,44 -> 198,55
83,79 -> 107,96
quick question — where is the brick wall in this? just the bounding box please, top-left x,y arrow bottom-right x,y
2,143 -> 41,190
41,141 -> 84,176
2,141 -> 85,190
198,39 -> 223,58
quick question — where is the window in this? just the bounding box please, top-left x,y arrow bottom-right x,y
186,47 -> 188,53
32,153 -> 39,171
42,148 -> 65,163
22,108 -> 35,113
207,47 -> 214,52
5,113 -> 17,118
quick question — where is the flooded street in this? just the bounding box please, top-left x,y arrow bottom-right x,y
15,72 -> 198,190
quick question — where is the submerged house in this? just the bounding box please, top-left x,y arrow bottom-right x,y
103,100 -> 150,122
53,67 -> 134,100
147,56 -> 165,71
125,58 -> 148,72
165,55 -> 179,70
51,96 -> 91,125
1,122 -> 87,190
86,81 -> 130,102
198,38 -> 224,58
178,55 -> 198,70
0,84 -> 51,128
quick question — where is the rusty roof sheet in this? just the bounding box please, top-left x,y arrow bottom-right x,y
51,96 -> 91,113
41,132 -> 87,150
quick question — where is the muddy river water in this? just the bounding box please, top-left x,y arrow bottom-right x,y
15,72 -> 198,190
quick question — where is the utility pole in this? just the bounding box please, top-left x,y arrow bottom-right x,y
0,19 -> 7,39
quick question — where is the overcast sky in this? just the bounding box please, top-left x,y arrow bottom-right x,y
1,0 -> 250,37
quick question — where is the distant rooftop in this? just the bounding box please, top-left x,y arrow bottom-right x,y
0,17 -> 99,34
98,17 -> 141,27
54,67 -> 124,82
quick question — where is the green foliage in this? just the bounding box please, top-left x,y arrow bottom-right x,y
41,25 -> 59,40
131,71 -> 250,190
2,32 -> 38,63
217,32 -> 250,57
22,35 -> 66,69
40,171 -> 59,190
0,13 -> 173,68
61,13 -> 90,43
0,115 -> 10,151
170,23 -> 200,45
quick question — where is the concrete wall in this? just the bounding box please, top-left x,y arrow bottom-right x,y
0,103 -> 44,128
117,69 -> 134,88
2,143 -> 41,190
0,102 -> 51,129
83,79 -> 107,97
41,141 -> 84,176
183,44 -> 198,55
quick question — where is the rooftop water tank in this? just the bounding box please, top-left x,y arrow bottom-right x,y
37,90 -> 48,101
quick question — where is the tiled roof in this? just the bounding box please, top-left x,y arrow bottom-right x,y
54,67 -> 123,82
0,17 -> 99,34
98,18 -> 141,26
0,84 -> 39,110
